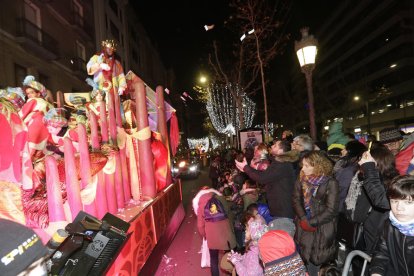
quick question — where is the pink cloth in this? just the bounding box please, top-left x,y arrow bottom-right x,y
229,245 -> 264,276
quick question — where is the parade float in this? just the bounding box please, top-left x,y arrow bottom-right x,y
0,41 -> 183,275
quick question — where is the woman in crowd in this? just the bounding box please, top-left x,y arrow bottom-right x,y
292,151 -> 339,276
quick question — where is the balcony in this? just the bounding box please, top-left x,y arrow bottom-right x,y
15,18 -> 58,60
69,12 -> 94,41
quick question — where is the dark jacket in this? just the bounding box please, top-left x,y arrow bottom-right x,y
359,162 -> 390,252
243,151 -> 298,219
370,220 -> 414,276
292,176 -> 339,265
334,158 -> 358,212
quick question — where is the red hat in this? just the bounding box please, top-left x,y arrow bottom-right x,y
258,230 -> 307,276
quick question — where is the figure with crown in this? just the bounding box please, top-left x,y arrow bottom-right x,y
87,39 -> 127,97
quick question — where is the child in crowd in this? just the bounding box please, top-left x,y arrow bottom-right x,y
370,175 -> 414,276
226,212 -> 268,276
258,230 -> 307,276
240,179 -> 259,210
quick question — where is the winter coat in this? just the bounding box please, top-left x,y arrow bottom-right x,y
359,162 -> 391,252
370,220 -> 414,276
243,151 -> 298,219
231,245 -> 264,276
333,158 -> 358,212
193,189 -> 237,250
292,177 -> 339,265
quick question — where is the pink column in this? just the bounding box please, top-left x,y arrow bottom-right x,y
107,90 -> 125,208
89,111 -> 108,218
64,137 -> 82,217
156,85 -> 172,186
99,101 -> 109,143
135,82 -> 156,198
89,111 -> 100,150
45,156 -> 66,222
78,123 -> 97,216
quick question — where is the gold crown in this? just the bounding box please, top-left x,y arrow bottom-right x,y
101,39 -> 117,50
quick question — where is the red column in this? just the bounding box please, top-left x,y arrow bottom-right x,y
135,82 -> 156,198
156,85 -> 172,186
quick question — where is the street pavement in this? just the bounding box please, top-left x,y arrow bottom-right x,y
155,168 -> 212,276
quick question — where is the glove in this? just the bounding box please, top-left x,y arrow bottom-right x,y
100,63 -> 111,71
299,219 -> 317,232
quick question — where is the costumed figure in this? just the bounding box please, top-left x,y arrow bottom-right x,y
85,78 -> 104,117
86,39 -> 127,97
19,75 -> 54,162
0,87 -> 32,224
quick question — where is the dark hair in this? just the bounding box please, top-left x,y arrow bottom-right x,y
240,211 -> 255,227
223,187 -> 233,197
387,175 -> 414,200
319,264 -> 340,276
341,140 -> 366,168
244,179 -> 256,189
246,203 -> 258,214
370,147 -> 399,186
277,139 -> 291,153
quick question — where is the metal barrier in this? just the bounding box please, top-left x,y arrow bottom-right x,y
341,250 -> 372,276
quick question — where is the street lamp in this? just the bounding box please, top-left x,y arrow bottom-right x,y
295,27 -> 318,140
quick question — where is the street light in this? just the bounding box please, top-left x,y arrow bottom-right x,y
295,27 -> 318,140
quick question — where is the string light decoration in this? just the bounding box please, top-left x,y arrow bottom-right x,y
187,137 -> 210,152
255,122 -> 276,137
206,83 -> 255,135
209,136 -> 221,150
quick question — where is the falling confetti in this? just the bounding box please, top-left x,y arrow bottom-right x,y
165,88 -> 170,94
204,24 -> 215,31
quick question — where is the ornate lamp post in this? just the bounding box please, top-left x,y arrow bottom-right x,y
295,27 -> 318,140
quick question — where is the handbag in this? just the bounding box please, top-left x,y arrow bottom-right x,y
201,238 -> 210,268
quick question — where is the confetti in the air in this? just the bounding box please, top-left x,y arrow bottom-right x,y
164,88 -> 170,94
204,24 -> 215,31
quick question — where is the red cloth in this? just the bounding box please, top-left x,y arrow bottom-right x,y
396,142 -> 414,175
299,219 -> 317,232
258,230 -> 296,263
169,112 -> 179,156
151,139 -> 168,192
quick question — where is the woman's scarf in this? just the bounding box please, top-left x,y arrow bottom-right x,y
301,174 -> 328,219
389,211 -> 414,236
344,172 -> 363,220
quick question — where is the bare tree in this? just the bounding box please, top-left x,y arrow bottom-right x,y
208,0 -> 291,140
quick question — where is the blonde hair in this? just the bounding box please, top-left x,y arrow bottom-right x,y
301,151 -> 333,176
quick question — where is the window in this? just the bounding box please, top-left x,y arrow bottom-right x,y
72,0 -> 84,27
76,40 -> 86,61
14,64 -> 27,87
24,0 -> 41,42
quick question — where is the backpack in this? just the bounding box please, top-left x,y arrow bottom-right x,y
204,196 -> 227,222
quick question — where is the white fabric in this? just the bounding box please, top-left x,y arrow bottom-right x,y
201,238 -> 210,268
192,188 -> 222,216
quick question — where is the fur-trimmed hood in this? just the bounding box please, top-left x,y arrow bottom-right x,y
274,150 -> 300,163
192,188 -> 222,216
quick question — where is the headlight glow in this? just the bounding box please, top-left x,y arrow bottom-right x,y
189,165 -> 197,172
178,161 -> 186,168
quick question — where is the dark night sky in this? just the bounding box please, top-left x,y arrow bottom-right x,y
133,1 -> 339,136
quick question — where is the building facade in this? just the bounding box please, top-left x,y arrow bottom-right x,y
315,0 -> 414,135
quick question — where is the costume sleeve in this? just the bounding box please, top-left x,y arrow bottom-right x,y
370,225 -> 391,275
361,162 -> 390,210
19,98 -> 37,121
309,178 -> 339,226
87,54 -> 101,76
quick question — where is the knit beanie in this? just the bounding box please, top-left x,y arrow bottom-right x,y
258,230 -> 307,276
327,122 -> 349,150
0,219 -> 48,275
379,127 -> 403,144
345,140 -> 367,159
